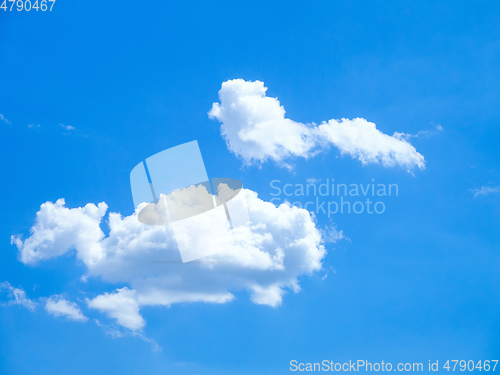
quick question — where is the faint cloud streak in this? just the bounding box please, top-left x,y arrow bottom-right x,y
473,185 -> 500,197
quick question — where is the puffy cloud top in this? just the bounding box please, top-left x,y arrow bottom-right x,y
12,189 -> 328,330
209,79 -> 425,170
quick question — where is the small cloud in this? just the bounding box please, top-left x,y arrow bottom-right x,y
0,113 -> 11,125
0,281 -> 36,311
394,124 -> 444,140
472,185 -> 500,197
60,123 -> 75,131
94,319 -> 123,338
306,178 -> 322,184
28,124 -> 41,129
321,266 -> 336,281
45,295 -> 88,322
94,319 -> 161,352
321,224 -> 344,243
414,124 -> 444,138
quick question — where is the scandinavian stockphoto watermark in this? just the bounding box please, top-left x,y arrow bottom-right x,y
270,179 -> 399,217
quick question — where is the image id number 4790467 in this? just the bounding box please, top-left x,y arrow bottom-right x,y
1,0 -> 55,11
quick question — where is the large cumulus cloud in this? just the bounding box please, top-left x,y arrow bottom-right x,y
11,189 -> 328,331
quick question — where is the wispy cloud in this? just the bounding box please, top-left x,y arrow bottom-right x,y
394,124 -> 444,141
472,186 -> 500,197
94,319 -> 161,352
0,113 -> 11,125
0,282 -> 36,311
306,178 -> 322,184
321,224 -> 344,243
60,123 -> 75,131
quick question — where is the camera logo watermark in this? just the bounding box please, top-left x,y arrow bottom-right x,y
130,140 -> 250,263
270,179 -> 398,216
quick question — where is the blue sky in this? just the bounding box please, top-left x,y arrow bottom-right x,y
1,1 -> 500,374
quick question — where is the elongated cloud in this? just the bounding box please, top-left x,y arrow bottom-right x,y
12,190 -> 328,330
0,113 -> 11,125
209,79 -> 425,170
45,296 -> 88,322
0,282 -> 36,311
473,185 -> 500,197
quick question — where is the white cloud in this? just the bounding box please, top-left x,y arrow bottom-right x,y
60,123 -> 75,131
209,80 -> 317,167
209,79 -> 425,170
306,178 -> 322,184
0,282 -> 36,311
12,189 -> 328,330
94,318 -> 161,351
473,186 -> 500,197
11,199 -> 108,266
0,113 -> 11,125
45,296 -> 88,322
321,224 -> 344,243
317,118 -> 425,169
249,284 -> 285,307
87,288 -> 144,331
394,124 -> 443,140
